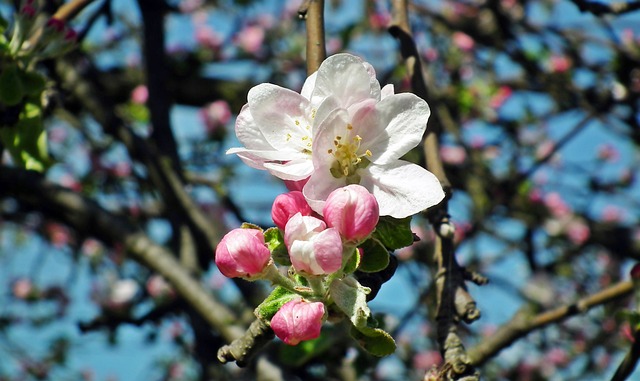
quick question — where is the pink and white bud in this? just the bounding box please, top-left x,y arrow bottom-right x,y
284,177 -> 309,192
272,191 -> 313,230
284,213 -> 343,275
215,228 -> 271,279
270,298 -> 325,345
322,185 -> 379,243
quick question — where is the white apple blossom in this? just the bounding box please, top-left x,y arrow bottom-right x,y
302,94 -> 445,218
227,53 -> 387,180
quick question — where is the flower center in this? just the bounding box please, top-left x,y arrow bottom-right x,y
285,110 -> 316,155
327,124 -> 372,184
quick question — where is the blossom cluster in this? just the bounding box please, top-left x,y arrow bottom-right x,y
216,53 -> 445,353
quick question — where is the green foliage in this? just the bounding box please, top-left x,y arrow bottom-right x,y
254,286 -> 298,322
0,64 -> 24,106
343,246 -> 361,274
372,216 -> 413,250
278,330 -> 336,367
349,322 -> 396,357
264,227 -> 291,266
357,238 -> 389,273
0,102 -> 50,171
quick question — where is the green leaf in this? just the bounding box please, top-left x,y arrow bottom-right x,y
357,238 -> 389,273
20,71 -> 46,97
350,325 -> 396,357
254,286 -> 297,322
0,65 -> 25,106
0,102 -> 51,171
278,330 -> 336,366
372,216 -> 413,250
264,227 -> 290,266
329,276 -> 371,328
342,246 -> 360,274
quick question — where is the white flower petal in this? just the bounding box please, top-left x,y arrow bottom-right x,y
311,109 -> 352,168
247,83 -> 313,151
301,71 -> 318,100
311,53 -> 380,109
359,161 -> 444,218
352,93 -> 430,164
381,84 -> 395,99
234,104 -> 273,150
303,167 -> 347,215
263,159 -> 314,181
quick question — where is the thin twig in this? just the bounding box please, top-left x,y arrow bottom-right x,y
0,166 -> 245,343
467,280 -> 634,366
53,0 -> 95,21
301,0 -> 326,75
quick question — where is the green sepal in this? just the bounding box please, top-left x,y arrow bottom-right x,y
350,324 -> 396,357
0,65 -> 25,106
240,222 -> 262,231
342,246 -> 360,274
357,238 -> 389,273
0,102 -> 51,171
254,286 -> 298,322
278,329 -> 336,366
372,216 -> 413,250
264,227 -> 290,266
329,276 -> 371,328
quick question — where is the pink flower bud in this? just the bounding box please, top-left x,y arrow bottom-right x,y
322,185 -> 379,243
284,213 -> 343,275
272,191 -> 312,230
270,298 -> 325,345
215,228 -> 271,279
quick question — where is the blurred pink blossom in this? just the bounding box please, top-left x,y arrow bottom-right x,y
326,37 -> 343,55
81,238 -> 103,259
130,85 -> 148,104
13,278 -> 35,300
602,205 -> 623,222
236,25 -> 265,55
423,47 -> 439,62
440,145 -> 467,165
597,143 -> 619,162
535,140 -> 556,159
549,55 -> 572,73
412,350 -> 442,370
195,26 -> 223,51
489,86 -> 512,109
46,222 -> 72,247
146,274 -> 175,300
369,11 -> 391,30
179,0 -> 203,13
544,348 -> 569,366
201,100 -> 231,135
544,192 -> 571,218
566,219 -> 590,245
452,32 -> 475,52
